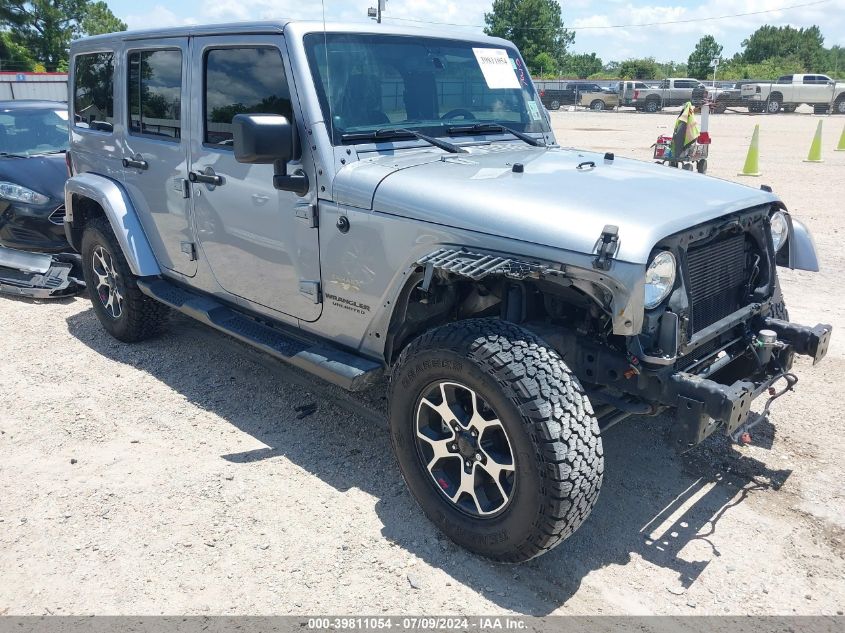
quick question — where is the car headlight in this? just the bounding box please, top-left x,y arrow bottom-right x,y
644,251 -> 677,309
0,182 -> 50,205
770,210 -> 788,252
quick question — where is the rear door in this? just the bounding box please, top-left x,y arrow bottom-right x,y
187,35 -> 321,321
121,39 -> 196,277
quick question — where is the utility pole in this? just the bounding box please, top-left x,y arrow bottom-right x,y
368,0 -> 386,23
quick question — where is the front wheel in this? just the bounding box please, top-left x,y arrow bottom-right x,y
834,97 -> 845,115
388,319 -> 603,562
81,216 -> 170,342
766,96 -> 782,114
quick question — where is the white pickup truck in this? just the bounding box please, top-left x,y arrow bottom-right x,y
741,74 -> 845,114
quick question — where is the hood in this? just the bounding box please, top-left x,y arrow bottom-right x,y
0,153 -> 68,202
334,143 -> 778,265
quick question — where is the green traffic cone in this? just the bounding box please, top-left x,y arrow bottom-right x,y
836,123 -> 845,151
738,124 -> 761,177
804,120 -> 824,162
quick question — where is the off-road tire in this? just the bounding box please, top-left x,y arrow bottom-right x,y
81,216 -> 170,342
770,275 -> 789,321
388,319 -> 603,562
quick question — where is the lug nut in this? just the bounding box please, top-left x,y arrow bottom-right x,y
475,453 -> 482,461
465,460 -> 471,467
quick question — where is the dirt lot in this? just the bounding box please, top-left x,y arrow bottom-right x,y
1,108 -> 844,616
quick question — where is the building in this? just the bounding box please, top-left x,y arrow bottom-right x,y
0,72 -> 68,102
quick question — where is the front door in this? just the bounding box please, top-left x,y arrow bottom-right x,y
188,36 -> 321,321
122,38 -> 196,277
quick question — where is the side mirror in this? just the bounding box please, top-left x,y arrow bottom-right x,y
232,113 -> 308,196
233,114 -> 293,164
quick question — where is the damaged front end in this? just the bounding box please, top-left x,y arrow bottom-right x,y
567,204 -> 831,450
0,245 -> 84,299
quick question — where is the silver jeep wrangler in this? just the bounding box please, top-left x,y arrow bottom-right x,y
64,21 -> 831,562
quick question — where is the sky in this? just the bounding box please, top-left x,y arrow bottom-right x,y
108,0 -> 845,65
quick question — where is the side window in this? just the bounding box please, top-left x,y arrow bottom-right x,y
777,75 -> 792,84
73,52 -> 115,132
204,47 -> 291,148
803,75 -> 816,84
128,49 -> 182,141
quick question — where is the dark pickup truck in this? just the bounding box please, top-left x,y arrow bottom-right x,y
538,82 -> 606,110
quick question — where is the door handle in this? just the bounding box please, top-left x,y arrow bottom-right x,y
189,171 -> 223,186
122,157 -> 148,170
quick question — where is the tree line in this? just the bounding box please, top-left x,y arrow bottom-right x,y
1,0 -> 126,72
484,0 -> 844,80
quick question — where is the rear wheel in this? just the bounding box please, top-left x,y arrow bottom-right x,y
590,99 -> 606,111
81,216 -> 170,342
549,100 -> 560,110
389,319 -> 603,562
782,104 -> 797,113
766,95 -> 782,114
644,98 -> 661,113
696,159 -> 707,174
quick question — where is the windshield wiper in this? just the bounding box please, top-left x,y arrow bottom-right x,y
0,152 -> 28,159
447,123 -> 546,147
35,149 -> 67,155
340,127 -> 466,153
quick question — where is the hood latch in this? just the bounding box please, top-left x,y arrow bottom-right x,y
593,225 -> 620,271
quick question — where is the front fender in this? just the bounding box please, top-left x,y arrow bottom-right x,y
784,217 -> 820,272
64,173 -> 160,277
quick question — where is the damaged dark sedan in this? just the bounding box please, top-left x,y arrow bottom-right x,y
0,100 -> 70,253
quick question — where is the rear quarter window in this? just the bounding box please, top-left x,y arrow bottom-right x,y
73,52 -> 115,133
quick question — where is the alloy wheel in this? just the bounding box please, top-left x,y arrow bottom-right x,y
414,381 -> 515,517
92,245 -> 123,319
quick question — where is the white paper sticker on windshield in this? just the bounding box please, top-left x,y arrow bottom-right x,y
527,100 -> 541,121
54,110 -> 69,121
473,48 -> 520,89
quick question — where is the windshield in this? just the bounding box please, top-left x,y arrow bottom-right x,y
0,108 -> 69,156
303,33 -> 549,144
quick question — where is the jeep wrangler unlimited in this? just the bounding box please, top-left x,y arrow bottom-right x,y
64,21 -> 831,562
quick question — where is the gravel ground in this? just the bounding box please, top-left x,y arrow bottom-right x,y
1,107 -> 844,616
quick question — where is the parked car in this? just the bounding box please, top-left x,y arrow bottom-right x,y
705,80 -> 765,113
741,74 -> 845,114
617,80 -> 651,107
0,100 -> 70,253
631,78 -> 707,112
65,21 -> 830,563
578,90 -> 618,111
538,81 -> 607,110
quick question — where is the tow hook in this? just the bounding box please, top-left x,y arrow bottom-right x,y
730,372 -> 798,444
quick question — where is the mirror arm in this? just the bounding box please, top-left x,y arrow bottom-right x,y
272,158 -> 309,197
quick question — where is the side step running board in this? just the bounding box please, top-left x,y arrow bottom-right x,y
137,278 -> 383,392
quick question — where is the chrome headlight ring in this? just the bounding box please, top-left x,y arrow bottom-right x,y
644,250 -> 677,309
770,210 -> 789,252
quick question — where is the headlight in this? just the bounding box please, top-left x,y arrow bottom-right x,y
644,251 -> 677,309
0,182 -> 50,205
770,211 -> 788,252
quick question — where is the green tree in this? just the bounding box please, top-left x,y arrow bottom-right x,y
0,0 -> 126,71
619,57 -> 658,80
741,25 -> 825,71
563,52 -> 602,79
0,29 -> 35,70
532,51 -> 557,75
687,35 -> 722,79
81,0 -> 125,36
484,0 -> 574,69
824,45 -> 844,78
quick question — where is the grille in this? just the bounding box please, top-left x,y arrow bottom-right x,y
48,205 -> 66,225
686,232 -> 750,334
